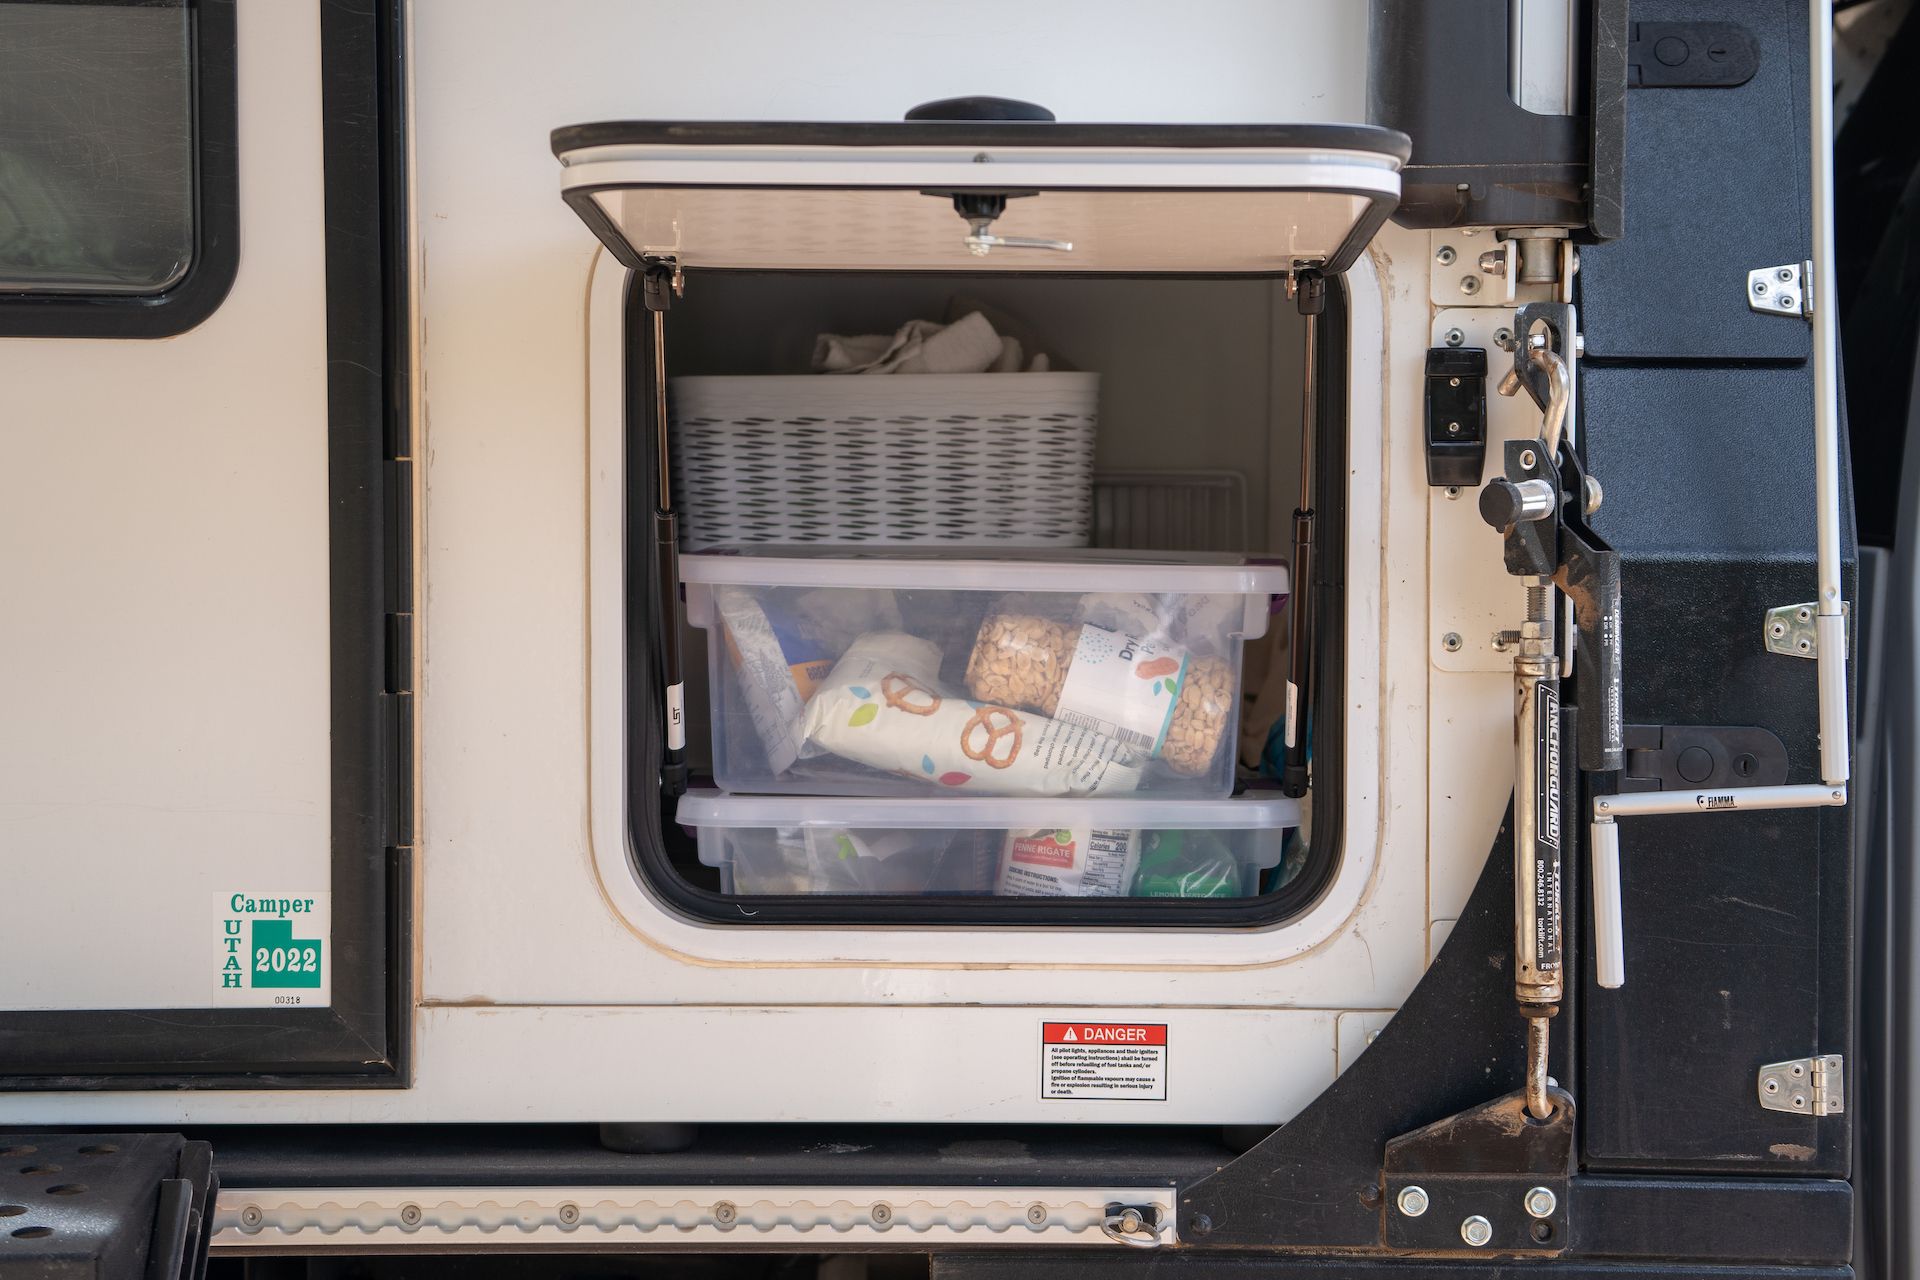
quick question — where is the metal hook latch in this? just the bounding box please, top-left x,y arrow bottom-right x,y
1099,1204 -> 1164,1248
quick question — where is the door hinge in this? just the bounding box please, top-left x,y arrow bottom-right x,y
1748,262 -> 1811,317
385,611 -> 415,695
1758,1054 -> 1843,1115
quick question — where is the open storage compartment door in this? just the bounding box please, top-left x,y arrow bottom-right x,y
558,112 -> 1404,940
553,120 -> 1410,275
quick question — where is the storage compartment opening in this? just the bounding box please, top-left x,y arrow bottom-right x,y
625,269 -> 1349,927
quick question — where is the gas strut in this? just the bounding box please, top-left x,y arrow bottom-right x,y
642,257 -> 689,799
1281,270 -> 1326,798
1478,303 -> 1623,1119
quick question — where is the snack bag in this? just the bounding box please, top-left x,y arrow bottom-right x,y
1129,829 -> 1248,898
996,826 -> 1141,897
803,631 -> 1143,797
715,586 -> 899,774
966,614 -> 1235,777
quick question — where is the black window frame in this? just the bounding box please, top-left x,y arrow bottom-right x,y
627,269 -> 1350,929
0,0 -> 239,339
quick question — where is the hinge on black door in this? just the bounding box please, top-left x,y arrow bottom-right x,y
1758,1055 -> 1844,1116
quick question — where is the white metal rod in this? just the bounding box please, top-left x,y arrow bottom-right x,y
1593,783 -> 1847,819
1590,819 -> 1625,989
1811,0 -> 1851,785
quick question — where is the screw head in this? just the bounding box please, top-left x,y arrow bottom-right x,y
1460,275 -> 1482,296
399,1204 -> 423,1228
1444,328 -> 1465,348
1442,632 -> 1463,652
871,1202 -> 894,1226
239,1205 -> 264,1229
1449,376 -> 1461,387
557,1202 -> 581,1226
1026,1203 -> 1048,1225
1447,421 -> 1461,435
1462,1215 -> 1494,1247
1436,245 -> 1457,266
713,1200 -> 738,1227
1524,1187 -> 1558,1219
1397,1186 -> 1430,1217
1189,1213 -> 1213,1235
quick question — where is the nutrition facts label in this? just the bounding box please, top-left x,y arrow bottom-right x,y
1040,1022 -> 1169,1101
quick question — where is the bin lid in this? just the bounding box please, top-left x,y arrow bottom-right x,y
551,120 -> 1409,275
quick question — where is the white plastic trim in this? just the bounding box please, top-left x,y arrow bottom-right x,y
583,244 -> 1391,968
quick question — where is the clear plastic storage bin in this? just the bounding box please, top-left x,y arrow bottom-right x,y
675,792 -> 1302,898
681,550 -> 1289,798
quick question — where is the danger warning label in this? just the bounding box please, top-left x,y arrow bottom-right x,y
1041,1022 -> 1169,1101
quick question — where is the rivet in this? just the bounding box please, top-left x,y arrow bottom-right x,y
1442,632 -> 1463,653
1460,276 -> 1482,296
1026,1203 -> 1048,1225
1397,1186 -> 1430,1217
1765,1079 -> 1780,1094
1449,376 -> 1461,387
557,1202 -> 581,1227
1754,278 -> 1770,295
1519,448 -> 1538,469
1436,245 -> 1458,266
1445,486 -> 1461,500
871,1202 -> 894,1227
713,1200 -> 738,1227
1780,294 -> 1798,310
399,1204 -> 422,1228
1190,1213 -> 1214,1235
239,1205 -> 264,1229
1445,328 -> 1466,348
1448,421 -> 1461,435
1778,267 -> 1795,282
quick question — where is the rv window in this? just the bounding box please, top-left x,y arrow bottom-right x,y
0,0 -> 237,336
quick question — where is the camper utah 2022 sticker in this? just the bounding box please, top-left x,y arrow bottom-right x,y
213,892 -> 331,1007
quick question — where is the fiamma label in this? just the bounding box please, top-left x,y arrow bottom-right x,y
1041,1022 -> 1168,1101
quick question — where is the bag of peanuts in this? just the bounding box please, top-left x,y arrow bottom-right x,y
803,631 -> 1143,796
965,610 -> 1236,778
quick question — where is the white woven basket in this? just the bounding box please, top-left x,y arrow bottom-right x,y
669,373 -> 1098,551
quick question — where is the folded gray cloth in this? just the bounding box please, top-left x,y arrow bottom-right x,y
813,311 -> 1033,375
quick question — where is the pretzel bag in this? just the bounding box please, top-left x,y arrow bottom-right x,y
803,631 -> 1143,797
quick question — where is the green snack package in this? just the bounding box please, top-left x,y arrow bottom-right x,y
1130,829 -> 1245,898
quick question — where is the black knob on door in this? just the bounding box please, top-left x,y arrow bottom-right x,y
906,96 -> 1056,122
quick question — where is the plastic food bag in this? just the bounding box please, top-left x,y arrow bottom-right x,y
996,826 -> 1142,897
966,613 -> 1235,777
729,825 -> 996,895
1129,828 -> 1250,898
803,631 -> 1143,797
714,586 -> 900,774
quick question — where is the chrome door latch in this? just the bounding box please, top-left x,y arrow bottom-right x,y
1758,1054 -> 1844,1115
1748,262 -> 1812,317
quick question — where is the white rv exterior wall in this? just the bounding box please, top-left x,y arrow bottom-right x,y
2,1 -> 1523,1126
